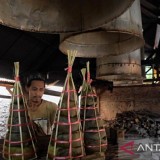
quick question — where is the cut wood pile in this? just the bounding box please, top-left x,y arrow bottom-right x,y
107,110 -> 160,138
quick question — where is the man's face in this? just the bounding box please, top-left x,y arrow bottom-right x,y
28,80 -> 45,105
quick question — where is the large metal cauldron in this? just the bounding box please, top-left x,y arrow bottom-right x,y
96,49 -> 143,86
0,0 -> 134,33
59,0 -> 144,57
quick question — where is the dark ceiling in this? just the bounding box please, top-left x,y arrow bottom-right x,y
141,0 -> 160,51
0,0 -> 159,87
0,25 -> 96,86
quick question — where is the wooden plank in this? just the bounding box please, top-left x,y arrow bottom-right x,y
141,0 -> 158,13
0,95 -> 11,99
0,83 -> 13,88
44,89 -> 61,97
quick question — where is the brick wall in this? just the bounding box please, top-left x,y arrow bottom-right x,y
99,85 -> 160,120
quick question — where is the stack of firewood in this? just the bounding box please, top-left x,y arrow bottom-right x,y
107,110 -> 160,138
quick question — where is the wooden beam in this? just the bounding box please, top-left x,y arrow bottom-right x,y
141,0 -> 158,13
141,6 -> 157,18
44,89 -> 61,97
0,83 -> 13,88
144,43 -> 153,49
0,95 -> 11,99
143,78 -> 160,82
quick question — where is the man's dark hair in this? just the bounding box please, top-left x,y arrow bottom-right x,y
26,72 -> 46,87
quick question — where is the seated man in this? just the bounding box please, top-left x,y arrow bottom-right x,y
25,73 -> 57,156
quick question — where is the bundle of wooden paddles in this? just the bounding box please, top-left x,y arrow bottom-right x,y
3,62 -> 37,160
47,54 -> 107,159
47,51 -> 85,159
80,62 -> 107,155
